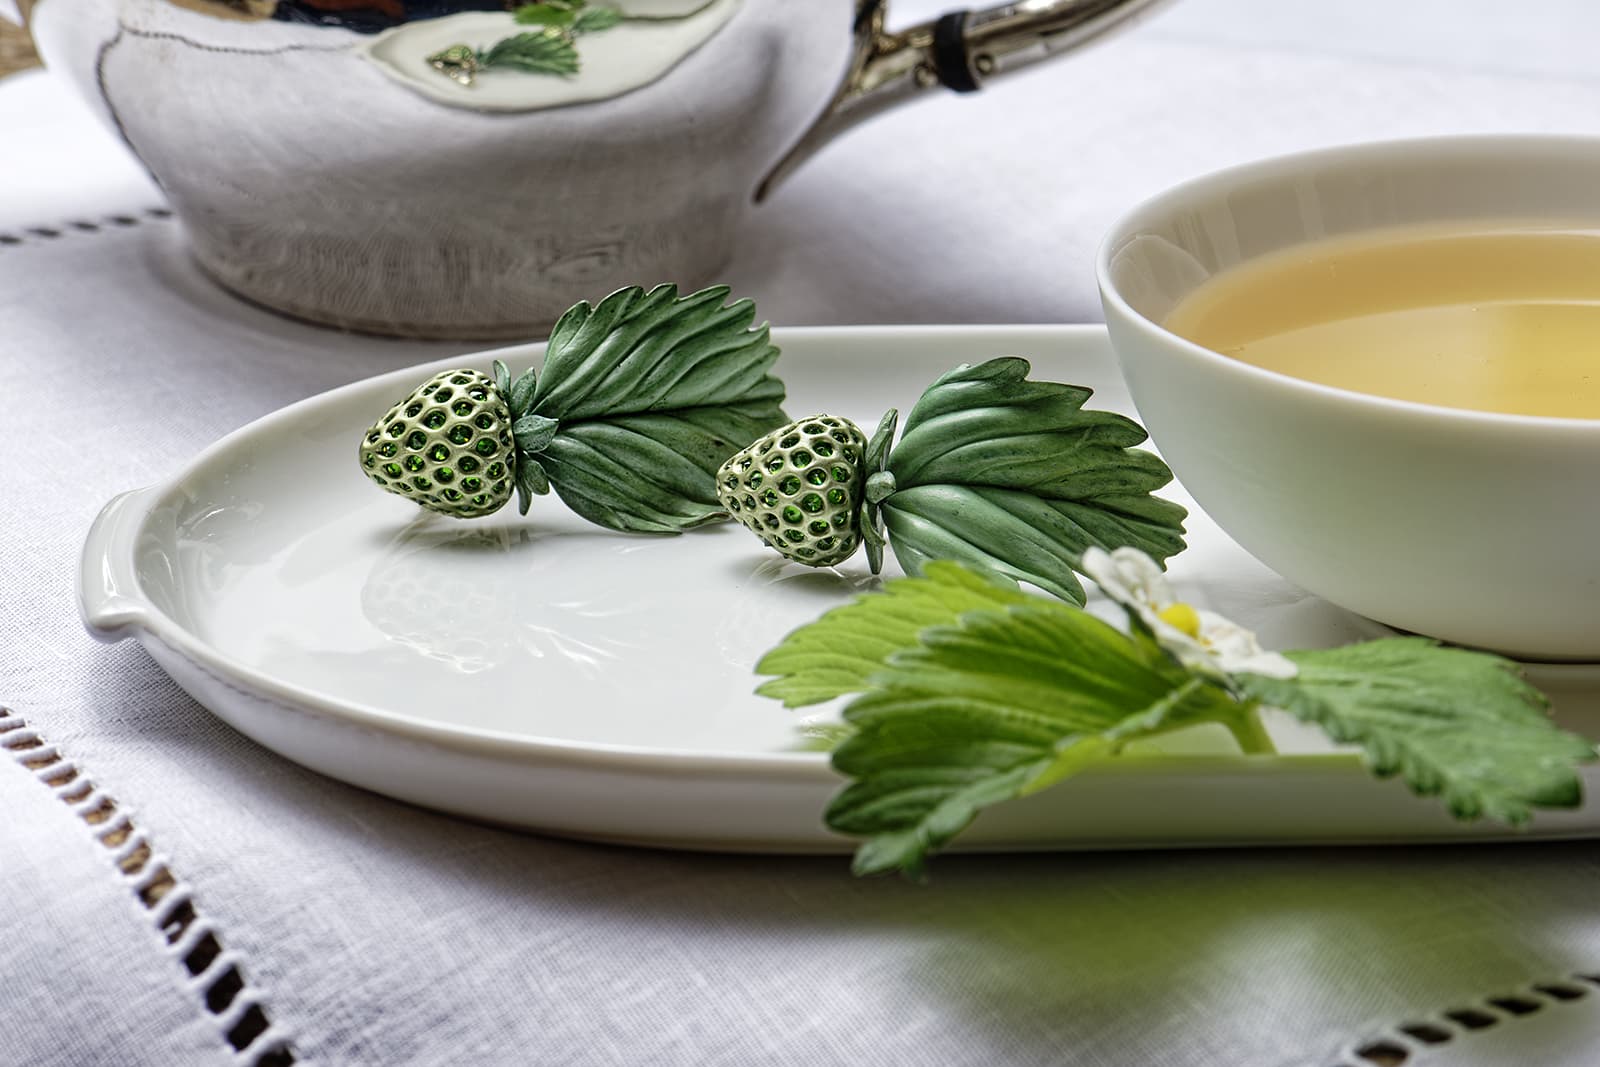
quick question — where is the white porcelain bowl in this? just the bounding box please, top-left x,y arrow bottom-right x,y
1097,136 -> 1600,661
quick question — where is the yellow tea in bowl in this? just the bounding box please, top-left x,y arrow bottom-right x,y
1164,224 -> 1600,419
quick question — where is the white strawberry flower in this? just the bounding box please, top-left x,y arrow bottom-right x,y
1081,547 -> 1297,680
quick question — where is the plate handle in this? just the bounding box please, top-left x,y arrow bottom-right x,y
78,488 -> 157,642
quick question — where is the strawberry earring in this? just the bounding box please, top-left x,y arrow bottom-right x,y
712,356 -> 1190,604
358,284 -> 788,533
714,416 -> 870,567
358,285 -> 1189,604
359,368 -> 517,518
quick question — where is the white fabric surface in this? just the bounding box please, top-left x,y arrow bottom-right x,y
3,705 -> 227,1065
7,2 -> 1600,1064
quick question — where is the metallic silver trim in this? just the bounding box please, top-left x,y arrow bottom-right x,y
756,0 -> 1173,202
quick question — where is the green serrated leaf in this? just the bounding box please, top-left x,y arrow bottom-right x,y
493,359 -> 512,397
572,6 -> 623,33
1240,640 -> 1597,824
755,560 -> 1032,708
480,30 -> 579,77
879,358 -> 1186,604
526,285 -> 788,533
760,564 -> 1595,879
824,585 -> 1233,877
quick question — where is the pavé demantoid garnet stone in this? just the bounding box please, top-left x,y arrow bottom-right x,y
714,416 -> 867,566
357,369 -> 513,519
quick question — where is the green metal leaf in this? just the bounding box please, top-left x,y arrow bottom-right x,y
512,412 -> 560,453
509,367 -> 539,418
879,358 -> 1186,604
864,408 -> 898,474
861,409 -> 898,575
533,285 -> 782,420
537,402 -> 784,533
525,285 -> 788,533
515,455 -> 551,516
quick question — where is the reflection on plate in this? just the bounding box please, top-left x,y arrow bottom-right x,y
79,326 -> 1600,851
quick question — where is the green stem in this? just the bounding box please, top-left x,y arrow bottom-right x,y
1226,701 -> 1277,756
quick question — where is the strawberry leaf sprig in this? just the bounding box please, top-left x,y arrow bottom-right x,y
757,559 -> 1598,878
716,358 -> 1189,605
359,284 -> 788,533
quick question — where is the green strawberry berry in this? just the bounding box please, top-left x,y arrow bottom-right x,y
715,415 -> 867,566
359,368 -> 515,518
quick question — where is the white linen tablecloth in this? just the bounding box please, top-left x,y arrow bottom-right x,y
8,3 -> 1600,1065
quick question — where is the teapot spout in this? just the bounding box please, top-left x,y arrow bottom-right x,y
756,0 -> 1174,203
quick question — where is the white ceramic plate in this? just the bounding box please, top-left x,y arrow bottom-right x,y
78,326 -> 1600,851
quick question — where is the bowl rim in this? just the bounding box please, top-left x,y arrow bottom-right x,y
1095,132 -> 1600,436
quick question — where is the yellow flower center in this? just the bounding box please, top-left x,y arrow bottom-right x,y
1157,602 -> 1202,639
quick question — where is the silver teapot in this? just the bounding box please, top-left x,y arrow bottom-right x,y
15,0 -> 1165,337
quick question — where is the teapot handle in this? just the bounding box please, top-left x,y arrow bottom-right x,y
756,0 -> 1174,201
